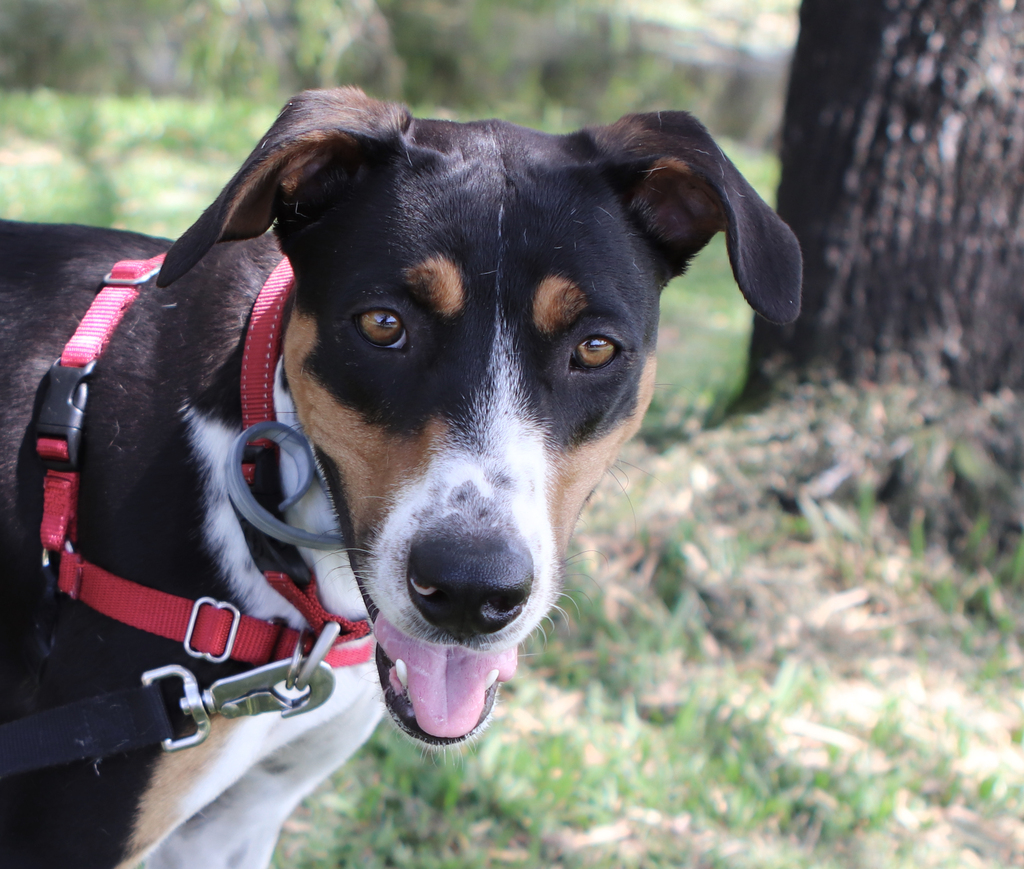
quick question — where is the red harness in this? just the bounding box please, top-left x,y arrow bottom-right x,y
35,254 -> 372,670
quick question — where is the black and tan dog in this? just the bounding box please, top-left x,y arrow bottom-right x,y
0,87 -> 800,868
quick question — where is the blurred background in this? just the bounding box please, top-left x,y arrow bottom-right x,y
0,0 -> 795,139
4,1 -> 1024,867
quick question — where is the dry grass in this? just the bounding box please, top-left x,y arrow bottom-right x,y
277,369 -> 1024,869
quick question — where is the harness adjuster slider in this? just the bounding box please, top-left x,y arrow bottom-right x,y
184,596 -> 241,663
35,359 -> 97,471
101,264 -> 162,287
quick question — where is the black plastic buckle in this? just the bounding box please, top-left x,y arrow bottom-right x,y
238,515 -> 313,586
36,359 -> 96,471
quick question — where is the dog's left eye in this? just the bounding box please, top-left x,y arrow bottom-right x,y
572,336 -> 617,369
356,309 -> 407,348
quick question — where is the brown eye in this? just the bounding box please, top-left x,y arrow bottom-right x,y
572,336 -> 617,369
356,309 -> 406,348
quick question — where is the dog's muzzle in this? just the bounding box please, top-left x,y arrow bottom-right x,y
371,534 -> 532,743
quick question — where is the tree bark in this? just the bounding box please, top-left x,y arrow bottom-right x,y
751,0 -> 1024,395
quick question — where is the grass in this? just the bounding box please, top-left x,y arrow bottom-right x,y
0,90 -> 279,237
5,91 -> 1023,868
278,374 -> 1024,869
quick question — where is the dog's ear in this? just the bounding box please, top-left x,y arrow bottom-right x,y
157,87 -> 411,287
591,112 -> 802,325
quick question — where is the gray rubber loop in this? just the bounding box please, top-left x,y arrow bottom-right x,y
226,421 -> 345,550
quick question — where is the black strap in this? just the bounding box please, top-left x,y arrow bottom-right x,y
0,684 -> 173,778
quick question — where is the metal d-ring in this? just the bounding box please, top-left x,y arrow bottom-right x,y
296,622 -> 342,691
285,628 -> 309,690
225,421 -> 345,551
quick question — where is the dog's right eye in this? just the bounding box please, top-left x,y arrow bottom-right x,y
571,335 -> 617,369
356,309 -> 407,348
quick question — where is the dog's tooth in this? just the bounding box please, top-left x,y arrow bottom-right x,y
485,669 -> 499,689
411,579 -> 438,596
395,658 -> 409,689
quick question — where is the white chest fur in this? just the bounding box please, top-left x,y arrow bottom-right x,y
130,385 -> 382,869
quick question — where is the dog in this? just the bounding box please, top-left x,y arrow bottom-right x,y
0,86 -> 800,868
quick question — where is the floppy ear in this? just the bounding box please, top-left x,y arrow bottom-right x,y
157,87 -> 411,287
591,112 -> 802,325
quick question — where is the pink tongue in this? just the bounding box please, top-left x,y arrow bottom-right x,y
374,617 -> 518,738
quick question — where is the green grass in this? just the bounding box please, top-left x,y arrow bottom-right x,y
8,91 -> 1020,869
0,90 -> 278,237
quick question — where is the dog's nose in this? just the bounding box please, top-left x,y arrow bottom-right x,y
407,534 -> 533,638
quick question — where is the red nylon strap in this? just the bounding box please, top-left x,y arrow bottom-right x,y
42,253 -> 373,670
324,636 -> 376,668
39,470 -> 76,552
40,471 -> 79,550
240,258 -> 375,666
39,254 -> 166,552
241,257 -> 294,430
37,437 -> 70,463
58,552 -> 373,667
62,256 -> 166,368
264,572 -> 370,640
264,573 -> 373,668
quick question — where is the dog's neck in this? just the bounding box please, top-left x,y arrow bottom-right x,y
185,359 -> 366,630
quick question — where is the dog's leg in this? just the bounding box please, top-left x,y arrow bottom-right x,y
142,685 -> 382,869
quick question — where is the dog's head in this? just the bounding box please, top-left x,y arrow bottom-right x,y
160,87 -> 801,744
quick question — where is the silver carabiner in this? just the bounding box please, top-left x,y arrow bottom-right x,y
202,657 -> 336,720
141,646 -> 338,752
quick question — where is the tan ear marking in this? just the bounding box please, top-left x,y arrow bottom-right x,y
644,156 -> 692,176
405,256 -> 466,319
533,275 -> 588,335
275,133 -> 360,197
634,158 -> 726,242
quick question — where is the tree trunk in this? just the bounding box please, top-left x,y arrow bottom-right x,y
751,0 -> 1024,395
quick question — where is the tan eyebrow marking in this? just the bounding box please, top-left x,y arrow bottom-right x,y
533,275 -> 587,335
404,256 -> 465,318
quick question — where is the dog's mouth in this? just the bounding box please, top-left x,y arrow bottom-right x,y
372,615 -> 518,745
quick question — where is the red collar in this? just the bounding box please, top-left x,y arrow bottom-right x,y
35,253 -> 371,668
